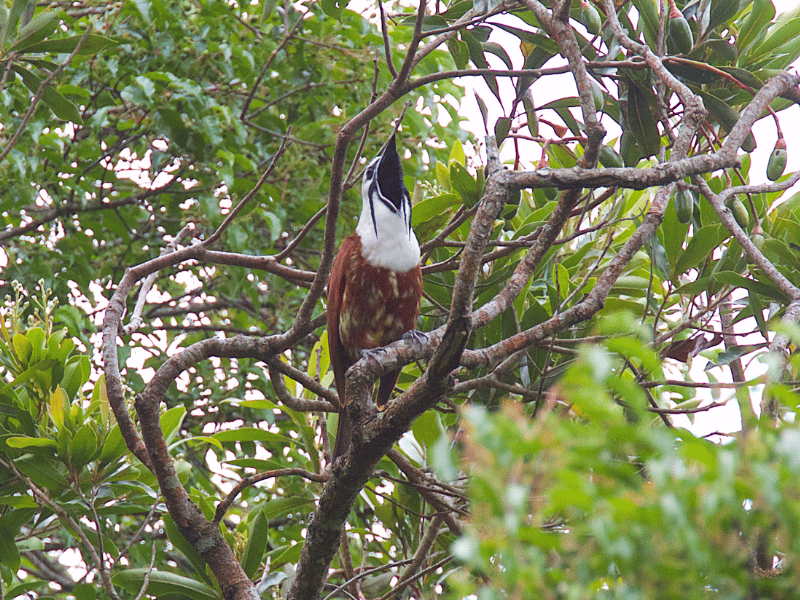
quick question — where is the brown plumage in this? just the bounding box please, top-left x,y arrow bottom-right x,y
327,234 -> 422,461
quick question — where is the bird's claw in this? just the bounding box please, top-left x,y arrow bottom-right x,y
361,347 -> 387,361
403,329 -> 428,349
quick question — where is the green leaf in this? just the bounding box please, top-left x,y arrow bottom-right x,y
494,116 -> 511,146
707,0 -> 742,33
46,329 -> 68,359
225,458 -> 284,470
261,496 -> 315,520
25,327 -> 45,364
72,583 -> 97,600
12,333 -> 32,365
162,514 -> 210,582
320,0 -> 347,21
260,0 -> 278,21
241,509 -> 269,579
71,425 -> 99,470
673,225 -> 729,279
449,162 -> 479,207
661,194 -> 690,270
449,139 -> 466,165
11,65 -> 83,123
739,0 -> 775,53
107,480 -> 158,500
462,30 -> 500,101
0,525 -> 21,574
6,9 -> 58,53
705,345 -> 751,369
5,437 -> 57,449
61,355 -> 90,400
98,424 -> 127,466
482,41 -> 513,69
0,508 -> 36,536
160,406 -> 186,444
57,428 -> 72,463
412,193 -> 460,227
1,0 -> 31,48
624,80 -> 660,158
748,17 -> 800,64
15,455 -> 68,491
712,271 -> 789,303
269,540 -> 303,568
523,93 -> 538,137
211,427 -> 290,444
749,290 -> 767,338
5,581 -> 50,600
447,37 -> 469,69
490,22 -> 557,51
14,9 -> 57,41
0,3 -> 8,49
718,66 -> 763,90
10,34 -> 118,56
630,0 -> 659,47
112,569 -> 218,600
412,410 -> 442,449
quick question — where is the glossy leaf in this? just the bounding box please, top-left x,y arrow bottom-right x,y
712,270 -> 789,303
14,455 -> 68,491
10,34 -> 118,56
11,65 -> 83,123
673,225 -> 729,279
240,509 -> 269,579
739,0 -> 776,52
623,80 -> 661,158
0,525 -> 21,573
697,90 -> 757,152
462,31 -> 500,100
112,569 -> 218,600
162,514 -> 210,582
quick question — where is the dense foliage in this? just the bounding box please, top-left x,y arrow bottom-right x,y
0,0 -> 799,598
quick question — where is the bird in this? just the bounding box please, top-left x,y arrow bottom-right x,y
326,133 -> 423,462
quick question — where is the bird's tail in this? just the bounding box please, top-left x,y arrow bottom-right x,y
331,409 -> 353,462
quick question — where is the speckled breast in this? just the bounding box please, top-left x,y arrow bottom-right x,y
338,251 -> 422,362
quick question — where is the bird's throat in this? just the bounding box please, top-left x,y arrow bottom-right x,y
355,198 -> 420,273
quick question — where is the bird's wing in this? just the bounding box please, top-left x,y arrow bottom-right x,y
327,237 -> 352,410
327,236 -> 356,459
376,264 -> 423,409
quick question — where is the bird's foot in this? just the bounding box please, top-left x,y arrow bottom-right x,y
361,347 -> 387,361
403,329 -> 429,350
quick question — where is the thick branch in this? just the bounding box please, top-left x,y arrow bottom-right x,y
286,136 -> 507,600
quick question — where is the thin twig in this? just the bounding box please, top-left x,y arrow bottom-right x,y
132,542 -> 158,600
267,357 -> 338,409
213,467 -> 328,524
275,203 -> 328,261
381,515 -> 444,600
123,224 -> 196,335
240,14 -> 306,119
321,558 -> 416,600
203,130 -> 292,246
378,0 -> 398,78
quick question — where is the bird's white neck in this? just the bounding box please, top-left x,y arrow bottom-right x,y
355,171 -> 420,273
